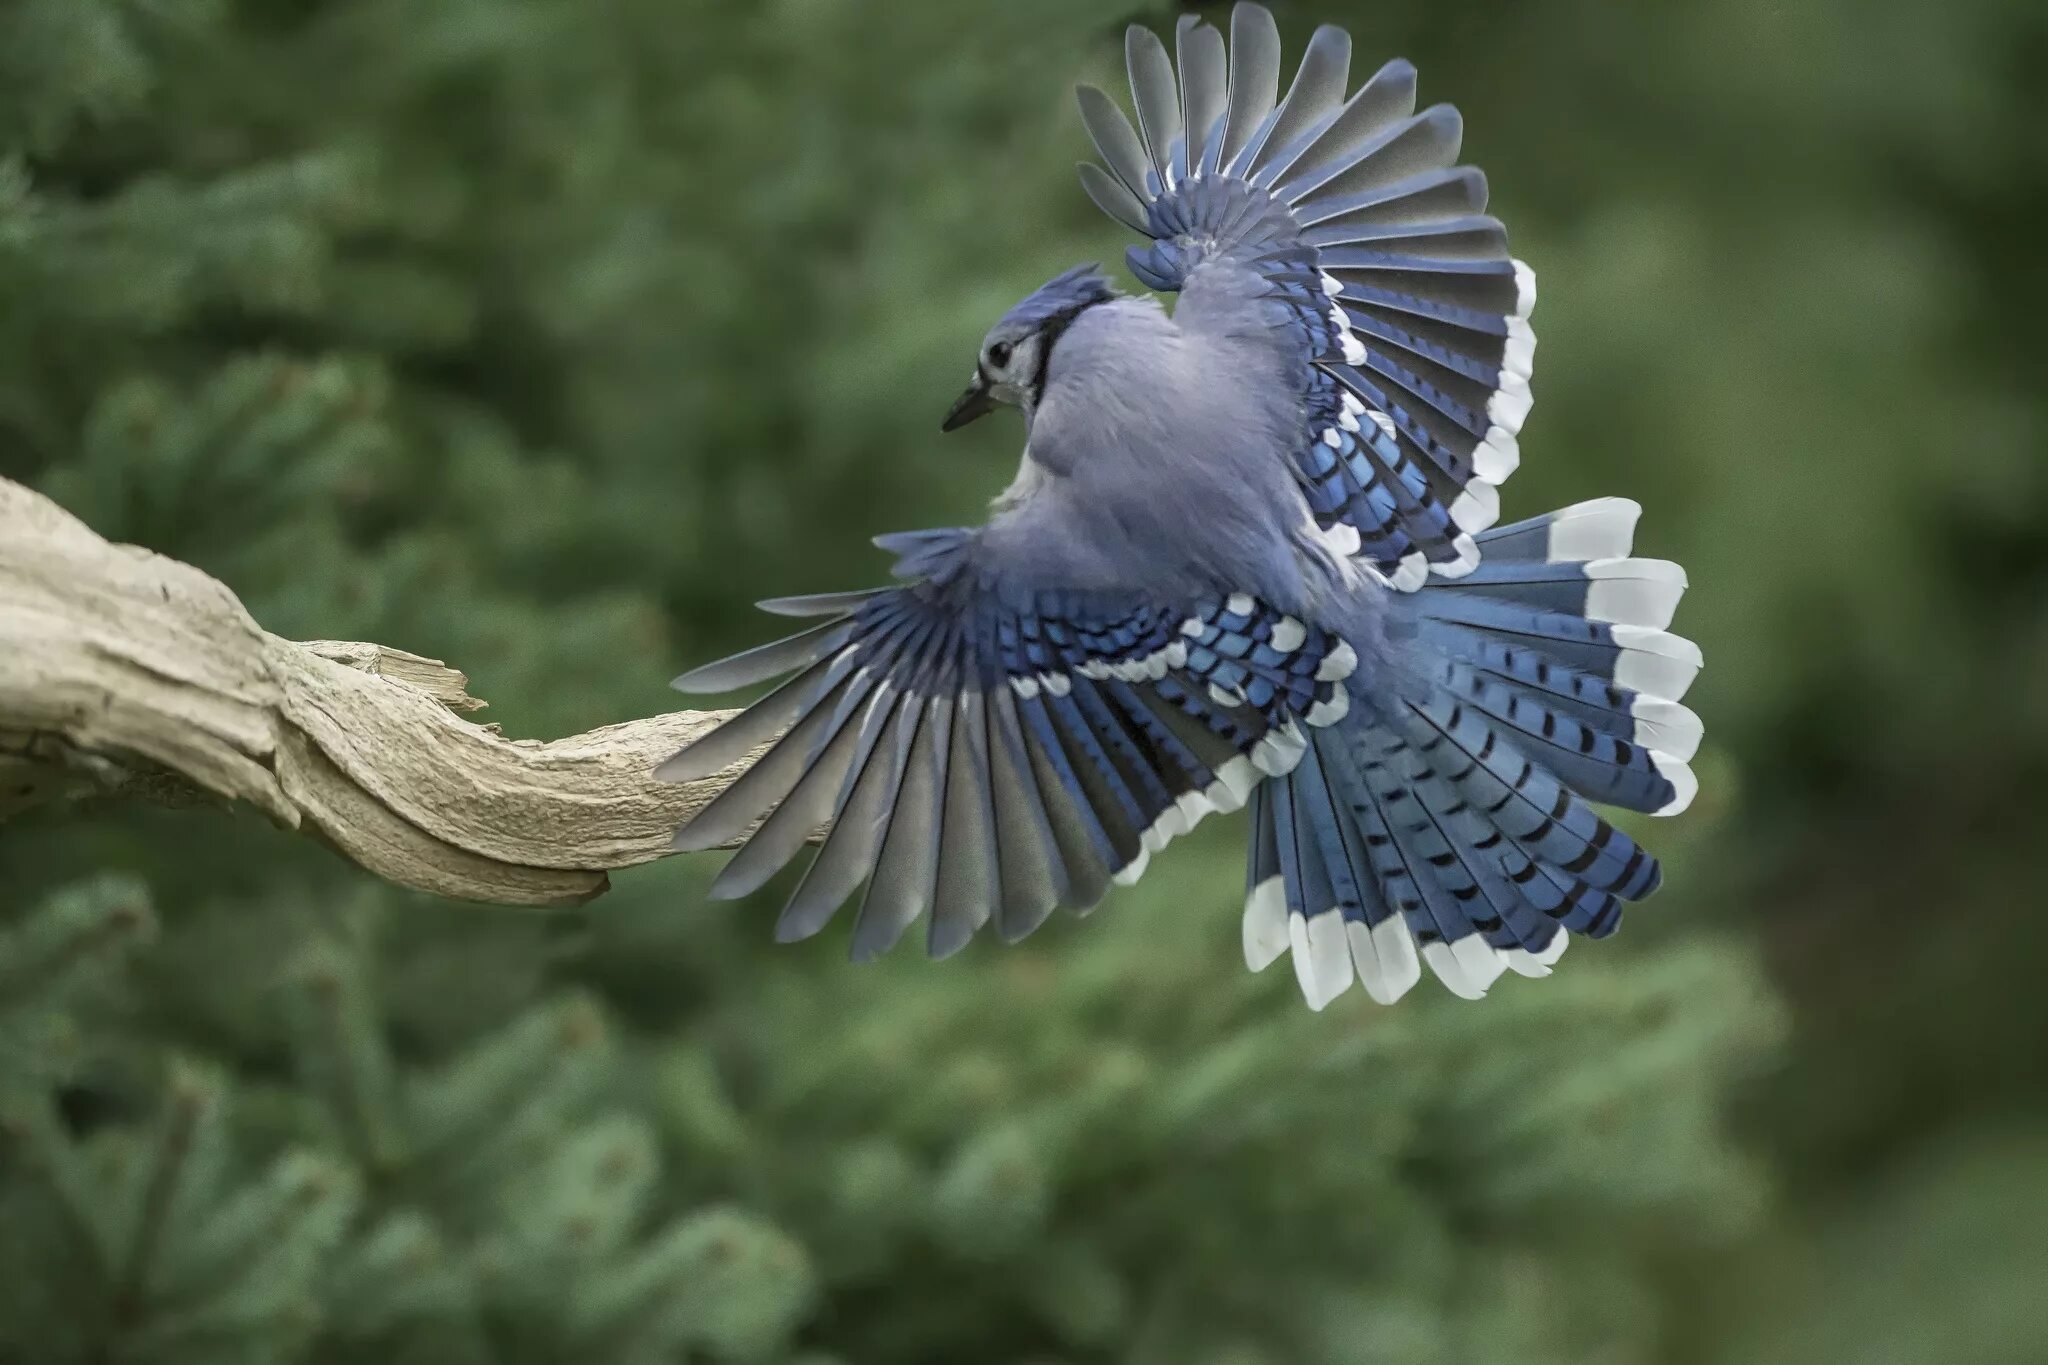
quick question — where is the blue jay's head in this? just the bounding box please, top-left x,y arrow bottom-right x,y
943,265 -> 1118,432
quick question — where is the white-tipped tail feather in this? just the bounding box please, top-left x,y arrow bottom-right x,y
1290,910 -> 1355,1011
1632,696 -> 1704,761
1650,752 -> 1699,816
1583,558 -> 1688,630
1346,917 -> 1421,1005
1542,497 -> 1641,562
1502,931 -> 1568,979
1610,625 -> 1704,701
1243,876 -> 1290,971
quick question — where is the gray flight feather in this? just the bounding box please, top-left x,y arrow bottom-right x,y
1308,212 -> 1505,253
670,619 -> 848,694
1267,57 -> 1417,194
1078,161 -> 1152,234
1125,24 -> 1183,186
656,647 -> 856,785
1077,84 -> 1155,201
930,689 -> 999,958
756,588 -> 884,618
853,700 -> 948,961
987,688 -> 1066,941
1177,18 -> 1229,176
1296,164 -> 1488,230
674,669 -> 865,853
1221,3 -> 1283,173
1020,710 -> 1113,911
777,691 -> 906,942
1302,103 -> 1463,204
1250,24 -> 1351,184
704,682 -> 870,897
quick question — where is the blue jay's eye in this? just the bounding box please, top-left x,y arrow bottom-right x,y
986,341 -> 1012,368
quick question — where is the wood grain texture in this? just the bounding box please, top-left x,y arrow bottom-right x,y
0,476 -> 746,906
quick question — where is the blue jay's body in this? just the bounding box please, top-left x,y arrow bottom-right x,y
660,4 -> 1702,1008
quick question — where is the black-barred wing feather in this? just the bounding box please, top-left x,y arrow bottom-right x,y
660,532 -> 1357,959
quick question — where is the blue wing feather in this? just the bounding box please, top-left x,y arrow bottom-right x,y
1078,5 -> 1533,589
659,530 -> 1360,956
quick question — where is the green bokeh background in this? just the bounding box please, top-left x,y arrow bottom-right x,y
3,1 -> 2044,1361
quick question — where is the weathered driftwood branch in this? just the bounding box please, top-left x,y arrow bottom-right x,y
0,476 -> 742,907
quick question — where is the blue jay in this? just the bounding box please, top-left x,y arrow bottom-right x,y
660,4 -> 1702,1008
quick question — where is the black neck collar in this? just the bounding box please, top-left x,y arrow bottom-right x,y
1030,296 -> 1109,405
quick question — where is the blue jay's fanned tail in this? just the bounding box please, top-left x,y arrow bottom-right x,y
1244,499 -> 1702,1007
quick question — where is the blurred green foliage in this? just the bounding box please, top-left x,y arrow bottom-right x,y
2,0 -> 2044,1361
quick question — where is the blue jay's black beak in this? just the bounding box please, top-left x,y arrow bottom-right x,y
942,372 -> 997,432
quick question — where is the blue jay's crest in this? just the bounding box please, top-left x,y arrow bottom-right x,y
999,264 -> 1118,333
658,5 -> 1705,1014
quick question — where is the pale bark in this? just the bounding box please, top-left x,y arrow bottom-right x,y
0,476 -> 744,907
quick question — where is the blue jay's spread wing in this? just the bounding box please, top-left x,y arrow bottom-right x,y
1077,4 -> 1533,591
659,529 -> 1358,961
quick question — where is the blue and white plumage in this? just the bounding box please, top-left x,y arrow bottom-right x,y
659,5 -> 1702,1009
